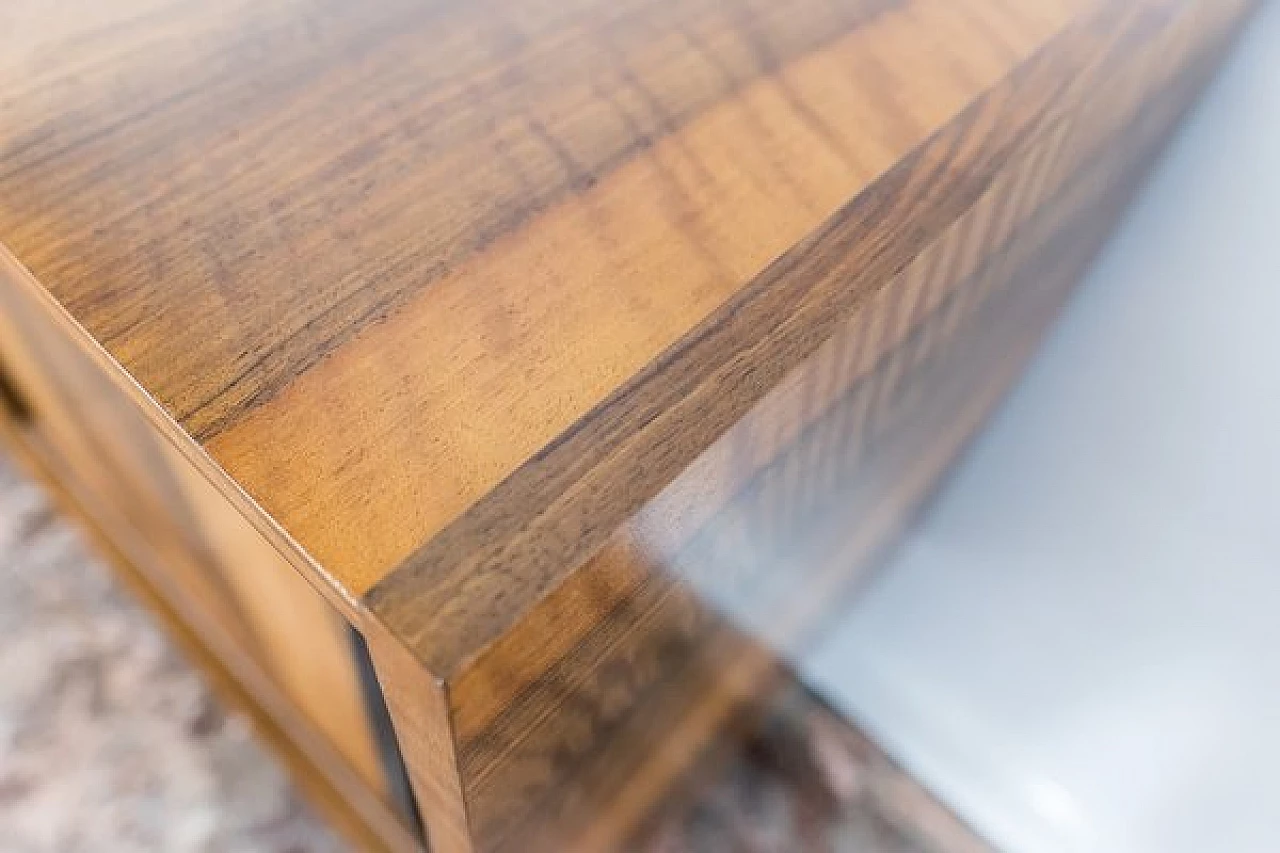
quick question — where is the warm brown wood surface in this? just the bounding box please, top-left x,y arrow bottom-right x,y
420,18 -> 1252,846
3,0 -> 1089,598
366,0 -> 1180,671
0,0 -> 1257,850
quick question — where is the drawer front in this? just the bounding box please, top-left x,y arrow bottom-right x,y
0,253 -> 402,831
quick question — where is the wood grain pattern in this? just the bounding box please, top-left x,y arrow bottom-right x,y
4,0 -> 1082,597
447,34 -> 1240,849
372,3 -> 1254,849
0,0 -> 1256,850
367,0 -> 1245,669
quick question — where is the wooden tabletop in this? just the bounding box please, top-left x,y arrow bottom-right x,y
0,0 -> 1201,658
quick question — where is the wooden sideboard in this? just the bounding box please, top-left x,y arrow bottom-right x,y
0,0 -> 1256,849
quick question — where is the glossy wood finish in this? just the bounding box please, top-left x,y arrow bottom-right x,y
3,0 -> 1087,598
0,0 -> 1256,850
371,4 -> 1254,849
419,23 -> 1251,847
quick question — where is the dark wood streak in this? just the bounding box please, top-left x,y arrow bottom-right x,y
0,0 -> 898,442
365,0 -> 1173,677
449,48 -> 1230,843
1,2 -> 1256,850
454,115 -> 1093,802
475,131 -> 1162,853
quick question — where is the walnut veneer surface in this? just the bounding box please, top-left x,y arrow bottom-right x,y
0,0 -> 1257,850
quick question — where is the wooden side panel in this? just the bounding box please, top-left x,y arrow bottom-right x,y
0,254 -> 414,849
0,417 -> 418,853
163,418 -> 389,799
0,1 -> 1254,850
0,266 -> 251,652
